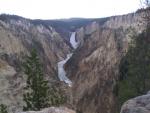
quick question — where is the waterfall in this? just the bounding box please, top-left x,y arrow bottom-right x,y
57,32 -> 78,87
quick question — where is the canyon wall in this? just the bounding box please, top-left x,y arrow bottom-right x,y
65,12 -> 145,113
0,11 -> 146,113
0,16 -> 72,112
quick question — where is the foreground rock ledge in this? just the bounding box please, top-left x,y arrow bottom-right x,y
120,92 -> 150,113
20,107 -> 76,113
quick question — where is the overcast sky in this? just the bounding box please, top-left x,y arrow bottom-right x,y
0,0 -> 141,19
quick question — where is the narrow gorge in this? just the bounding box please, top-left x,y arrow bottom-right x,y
0,10 -> 147,113
58,32 -> 78,87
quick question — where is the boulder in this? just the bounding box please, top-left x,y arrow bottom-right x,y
120,92 -> 150,113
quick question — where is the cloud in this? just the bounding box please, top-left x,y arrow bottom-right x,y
0,0 -> 140,19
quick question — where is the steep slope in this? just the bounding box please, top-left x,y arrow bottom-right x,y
0,11 -> 146,113
65,12 -> 145,113
0,16 -> 72,112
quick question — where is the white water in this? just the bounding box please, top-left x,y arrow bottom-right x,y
70,32 -> 78,49
58,53 -> 72,87
57,32 -> 78,87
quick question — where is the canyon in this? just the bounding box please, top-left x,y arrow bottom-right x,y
0,11 -> 146,113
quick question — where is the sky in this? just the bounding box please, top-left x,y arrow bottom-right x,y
0,0 -> 141,19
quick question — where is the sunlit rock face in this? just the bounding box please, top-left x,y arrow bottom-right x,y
0,16 -> 72,113
0,17 -> 71,75
103,12 -> 145,32
0,59 -> 24,113
120,92 -> 150,113
65,12 -> 144,113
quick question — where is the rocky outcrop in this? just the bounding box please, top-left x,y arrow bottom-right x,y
20,107 -> 76,113
120,92 -> 150,113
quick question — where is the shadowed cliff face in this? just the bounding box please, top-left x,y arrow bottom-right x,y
65,12 -> 144,113
65,25 -> 126,113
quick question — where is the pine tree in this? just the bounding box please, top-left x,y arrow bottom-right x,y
118,28 -> 150,109
0,104 -> 8,113
23,49 -> 50,111
48,86 -> 66,107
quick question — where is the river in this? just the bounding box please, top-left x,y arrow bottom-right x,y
57,32 -> 78,87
